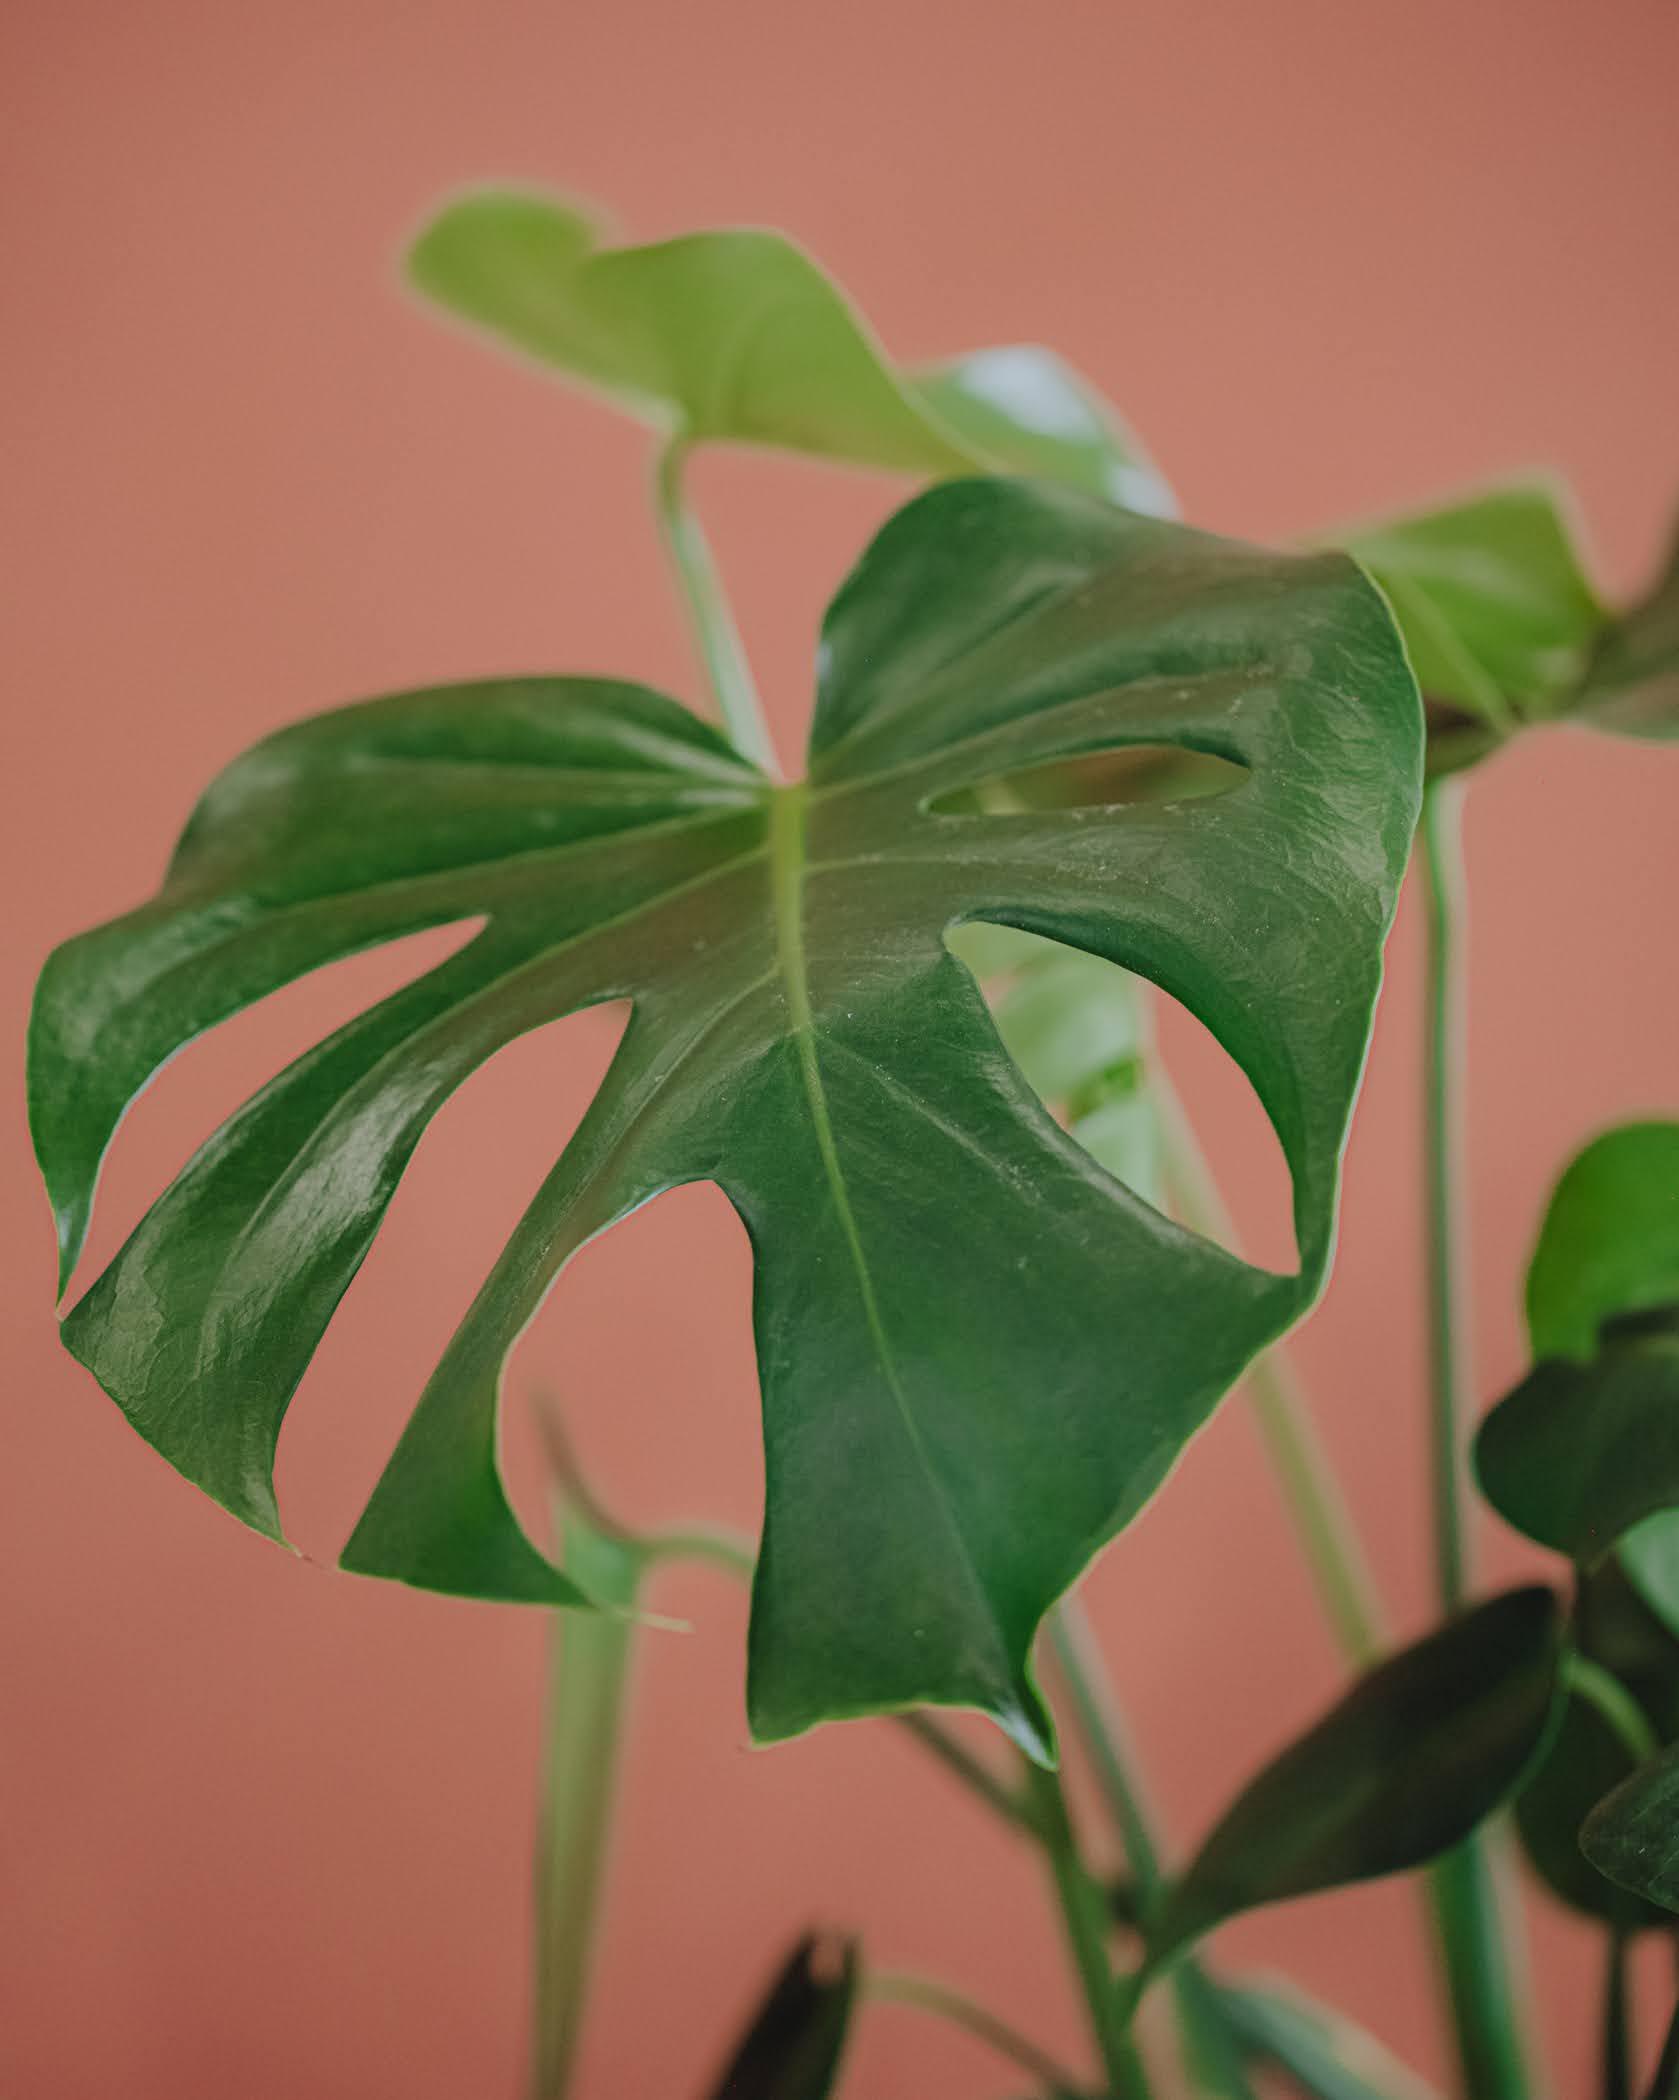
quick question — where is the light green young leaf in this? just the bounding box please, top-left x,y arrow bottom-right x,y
408,188 -> 1176,514
1339,484 -> 1603,746
32,478 -> 1420,1751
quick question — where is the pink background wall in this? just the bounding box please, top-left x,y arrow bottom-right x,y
5,2 -> 1678,2092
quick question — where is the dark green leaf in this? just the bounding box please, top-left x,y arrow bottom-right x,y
1578,507 -> 1679,740
702,1933 -> 857,2100
1339,485 -> 1603,739
32,478 -> 1421,1748
1513,1564 -> 1678,1928
1581,1741 -> 1679,1916
1473,1306 -> 1679,1560
1219,1979 -> 1440,2100
1525,1122 -> 1679,1361
1148,1589 -> 1562,1961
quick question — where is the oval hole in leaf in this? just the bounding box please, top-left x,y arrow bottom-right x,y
945,922 -> 1296,1272
65,917 -> 487,1296
928,742 -> 1248,816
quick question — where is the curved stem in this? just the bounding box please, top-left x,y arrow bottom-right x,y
1048,1601 -> 1258,2100
869,1970 -> 1090,2094
895,1712 -> 1044,1838
1567,1653 -> 1662,1767
652,435 -> 778,773
1151,1061 -> 1384,1666
1047,1603 -> 1163,1891
1025,1759 -> 1153,2098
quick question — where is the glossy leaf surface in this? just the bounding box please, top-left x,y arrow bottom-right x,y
1474,1307 -> 1679,1561
1512,1565 -> 1678,1928
31,477 -> 1421,1748
702,1934 -> 857,2100
1148,1589 -> 1562,1961
1525,1121 -> 1679,1360
1581,1742 -> 1679,1916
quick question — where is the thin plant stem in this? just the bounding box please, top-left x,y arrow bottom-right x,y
652,435 -> 778,772
1150,1059 -> 1384,1666
1420,776 -> 1473,1612
1604,1929 -> 1632,2100
1048,1600 -> 1258,2100
1648,1986 -> 1679,2100
869,1969 -> 1090,2094
1417,775 -> 1543,2100
895,1711 -> 1044,1839
530,1511 -> 642,2100
1025,1758 -> 1154,2099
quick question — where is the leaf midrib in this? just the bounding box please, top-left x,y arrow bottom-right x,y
767,783 -> 1010,1682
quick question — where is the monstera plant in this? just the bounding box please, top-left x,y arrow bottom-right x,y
29,189 -> 1679,2100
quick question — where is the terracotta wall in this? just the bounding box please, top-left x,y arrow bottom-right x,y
4,1 -> 1677,2092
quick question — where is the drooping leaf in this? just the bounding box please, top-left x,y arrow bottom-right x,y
1473,1305 -> 1679,1561
1218,1979 -> 1441,2100
408,189 -> 1177,520
408,188 -> 973,474
1337,484 -> 1603,769
1147,1589 -> 1562,1962
910,344 -> 1175,516
702,1933 -> 858,2100
1578,506 -> 1679,740
31,477 -> 1421,1749
1581,1741 -> 1679,1917
1525,1121 -> 1679,1361
1513,1562 -> 1678,1928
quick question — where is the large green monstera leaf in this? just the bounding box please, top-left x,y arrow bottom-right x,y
31,476 -> 1421,1750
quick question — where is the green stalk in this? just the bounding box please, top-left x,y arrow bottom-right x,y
1048,1601 -> 1257,2100
1603,1929 -> 1632,2100
1150,1062 -> 1384,1666
869,1969 -> 1089,2093
530,1512 -> 643,2100
1025,1758 -> 1154,2099
652,435 -> 778,773
1417,775 -> 1542,2100
1420,778 -> 1472,1612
